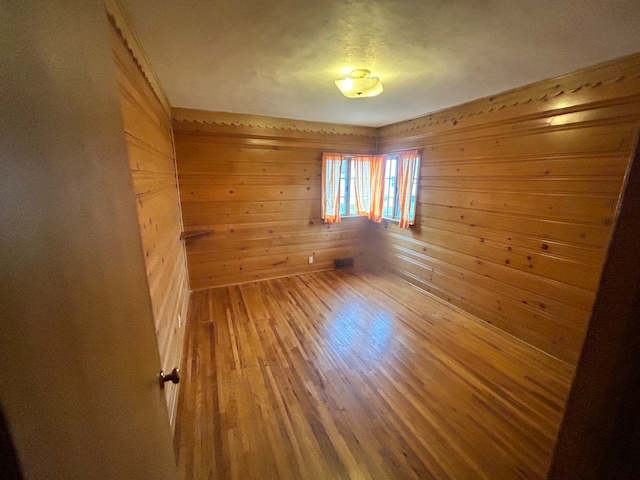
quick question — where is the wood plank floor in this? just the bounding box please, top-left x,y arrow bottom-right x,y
174,269 -> 574,479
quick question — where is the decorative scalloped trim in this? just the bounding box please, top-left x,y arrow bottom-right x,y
381,54 -> 640,136
172,108 -> 378,138
104,0 -> 171,114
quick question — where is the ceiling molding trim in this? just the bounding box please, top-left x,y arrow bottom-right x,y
104,0 -> 171,114
172,108 -> 378,138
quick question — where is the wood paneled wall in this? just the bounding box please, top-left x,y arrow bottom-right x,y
549,135 -> 640,480
172,109 -> 376,289
374,53 -> 640,365
109,16 -> 190,427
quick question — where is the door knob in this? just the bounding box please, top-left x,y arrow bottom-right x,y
159,368 -> 180,389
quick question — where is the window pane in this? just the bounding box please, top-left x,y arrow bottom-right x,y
409,159 -> 420,220
339,159 -> 348,215
349,160 -> 356,215
382,157 -> 397,218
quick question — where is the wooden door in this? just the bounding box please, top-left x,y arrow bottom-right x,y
0,2 -> 178,478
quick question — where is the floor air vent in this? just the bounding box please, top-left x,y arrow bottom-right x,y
334,257 -> 354,269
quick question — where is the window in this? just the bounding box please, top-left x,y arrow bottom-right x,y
337,157 -> 359,217
382,156 -> 397,218
322,150 -> 420,228
381,153 -> 420,223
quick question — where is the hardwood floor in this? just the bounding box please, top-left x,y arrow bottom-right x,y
175,269 -> 573,479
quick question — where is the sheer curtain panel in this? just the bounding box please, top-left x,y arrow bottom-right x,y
322,153 -> 343,223
351,154 -> 385,221
396,149 -> 420,228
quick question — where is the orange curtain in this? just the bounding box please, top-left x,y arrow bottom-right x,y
351,155 -> 371,217
352,154 -> 384,221
322,153 -> 343,223
369,155 -> 385,222
396,149 -> 420,229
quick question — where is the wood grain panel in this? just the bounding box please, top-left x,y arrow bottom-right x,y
421,153 -> 627,178
374,53 -> 640,365
373,225 -> 596,310
173,110 -> 376,288
414,202 -> 613,248
175,269 -> 573,479
109,17 -> 190,427
549,135 -> 640,479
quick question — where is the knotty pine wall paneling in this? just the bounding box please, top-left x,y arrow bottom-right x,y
109,16 -> 190,427
374,53 -> 640,366
172,109 -> 376,289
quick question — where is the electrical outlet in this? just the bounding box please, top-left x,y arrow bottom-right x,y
308,255 -> 314,264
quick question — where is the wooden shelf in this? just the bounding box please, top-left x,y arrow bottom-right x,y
180,230 -> 212,241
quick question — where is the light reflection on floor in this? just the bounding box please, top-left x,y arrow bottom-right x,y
325,299 -> 394,363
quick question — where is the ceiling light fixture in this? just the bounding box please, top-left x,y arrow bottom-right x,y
335,69 -> 383,98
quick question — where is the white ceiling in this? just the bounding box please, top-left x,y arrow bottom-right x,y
120,0 -> 640,127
